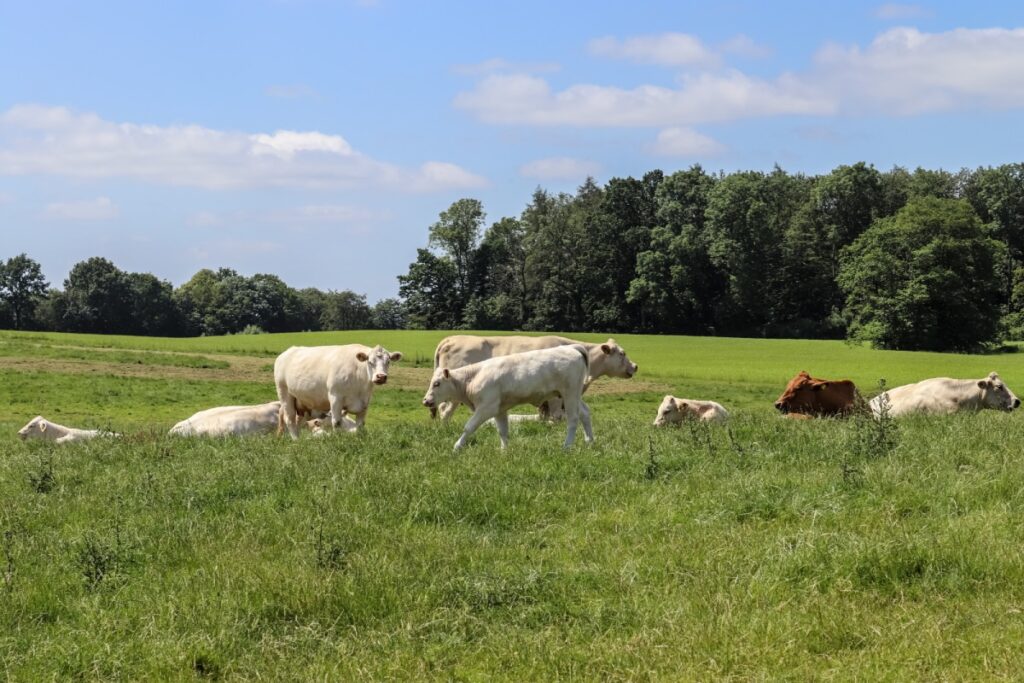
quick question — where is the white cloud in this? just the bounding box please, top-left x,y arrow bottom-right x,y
452,58 -> 561,76
0,105 -> 486,192
454,71 -> 832,127
721,34 -> 773,59
589,33 -> 719,67
814,27 -> 1024,114
520,157 -> 602,180
42,196 -> 119,221
457,27 -> 1024,129
873,3 -> 931,20
264,84 -> 318,99
649,127 -> 724,157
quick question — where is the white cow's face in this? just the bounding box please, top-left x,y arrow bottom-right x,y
600,339 -> 638,379
17,416 -> 49,441
422,368 -> 456,410
653,396 -> 688,426
979,372 -> 1021,411
357,345 -> 403,385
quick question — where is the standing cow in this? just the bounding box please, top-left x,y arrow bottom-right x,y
429,334 -> 637,420
274,344 -> 402,439
421,345 -> 594,451
774,371 -> 860,417
870,372 -> 1020,417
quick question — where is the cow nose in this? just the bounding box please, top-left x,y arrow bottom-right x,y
1014,398 -> 1021,409
422,399 -> 434,408
375,374 -> 387,383
774,402 -> 786,413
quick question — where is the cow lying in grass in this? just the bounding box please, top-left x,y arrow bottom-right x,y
870,372 -> 1020,417
774,371 -> 859,418
169,401 -> 282,437
18,416 -> 118,443
422,345 -> 594,451
653,395 -> 729,425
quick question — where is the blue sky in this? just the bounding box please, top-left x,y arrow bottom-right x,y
2,1 -> 1024,301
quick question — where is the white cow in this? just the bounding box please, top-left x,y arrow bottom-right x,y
422,345 -> 594,451
652,395 -> 729,426
169,401 -> 282,437
275,344 -> 403,440
870,372 -> 1021,418
17,416 -> 115,443
430,335 -> 638,420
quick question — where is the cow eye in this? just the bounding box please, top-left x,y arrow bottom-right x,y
433,381 -> 440,387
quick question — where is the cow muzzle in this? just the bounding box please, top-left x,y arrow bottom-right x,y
374,374 -> 388,385
17,432 -> 27,441
422,398 -> 435,408
628,364 -> 638,377
1013,398 -> 1021,410
774,401 -> 788,414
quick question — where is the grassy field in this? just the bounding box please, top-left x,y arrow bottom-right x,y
2,329 -> 1024,679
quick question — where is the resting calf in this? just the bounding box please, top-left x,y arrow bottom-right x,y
17,416 -> 116,443
653,396 -> 729,425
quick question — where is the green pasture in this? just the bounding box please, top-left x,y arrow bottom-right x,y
2,330 -> 1024,679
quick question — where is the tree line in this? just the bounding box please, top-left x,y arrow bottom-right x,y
0,256 -> 405,336
398,163 -> 1024,352
4,161 -> 1024,350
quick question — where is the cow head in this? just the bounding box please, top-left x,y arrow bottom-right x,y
774,371 -> 855,416
653,395 -> 689,426
596,339 -> 638,379
356,345 -> 402,385
422,367 -> 455,410
17,416 -> 49,441
978,372 -> 1020,411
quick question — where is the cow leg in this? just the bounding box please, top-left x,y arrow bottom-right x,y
562,393 -> 581,449
580,401 -> 594,444
494,411 -> 510,449
454,408 -> 491,451
349,409 -> 368,432
543,397 -> 566,422
283,397 -> 300,440
438,401 -> 460,422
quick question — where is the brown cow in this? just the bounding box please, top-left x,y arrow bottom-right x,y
774,371 -> 859,417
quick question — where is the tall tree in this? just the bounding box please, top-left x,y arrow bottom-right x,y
62,257 -> 133,333
839,197 -> 1004,351
0,253 -> 48,330
428,198 -> 485,317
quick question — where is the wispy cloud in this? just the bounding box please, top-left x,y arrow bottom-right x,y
42,196 -> 119,221
649,127 -> 724,157
456,27 -> 1024,128
589,33 -> 719,67
873,3 -> 932,20
520,157 -> 601,180
0,105 -> 486,192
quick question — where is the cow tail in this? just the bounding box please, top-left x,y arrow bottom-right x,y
573,344 -> 589,370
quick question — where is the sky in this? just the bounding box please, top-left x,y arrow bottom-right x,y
2,0 -> 1024,301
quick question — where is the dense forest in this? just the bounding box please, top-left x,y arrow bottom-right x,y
3,162 -> 1024,351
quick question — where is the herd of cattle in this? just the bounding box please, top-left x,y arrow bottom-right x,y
15,334 -> 1022,448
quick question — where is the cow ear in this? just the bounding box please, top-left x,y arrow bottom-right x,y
814,381 -> 829,391
989,371 -> 999,380
39,422 -> 47,432
601,344 -> 612,355
443,368 -> 450,379
979,379 -> 990,389
356,352 -> 369,362
390,351 -> 403,362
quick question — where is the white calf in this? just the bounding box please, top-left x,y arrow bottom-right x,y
17,416 -> 114,443
652,395 -> 729,426
422,345 -> 593,451
169,401 -> 282,437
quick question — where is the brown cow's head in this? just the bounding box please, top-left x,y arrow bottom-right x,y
774,371 -> 856,416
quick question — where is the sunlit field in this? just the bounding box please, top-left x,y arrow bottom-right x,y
2,329 -> 1024,679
